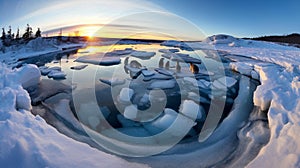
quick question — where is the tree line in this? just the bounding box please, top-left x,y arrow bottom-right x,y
1,24 -> 42,46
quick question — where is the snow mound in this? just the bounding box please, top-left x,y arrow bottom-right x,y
15,64 -> 41,89
205,34 -> 239,45
247,64 -> 300,168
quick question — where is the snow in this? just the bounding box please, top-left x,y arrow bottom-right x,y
0,38 -> 84,65
75,55 -> 121,66
183,34 -> 300,167
131,51 -> 156,59
0,64 -> 144,168
147,80 -> 176,90
0,33 -> 300,167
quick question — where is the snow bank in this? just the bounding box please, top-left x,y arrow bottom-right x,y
0,64 -> 145,167
247,64 -> 300,168
198,35 -> 300,167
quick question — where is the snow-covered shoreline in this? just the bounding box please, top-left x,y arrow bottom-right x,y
0,63 -> 146,167
0,38 -> 85,67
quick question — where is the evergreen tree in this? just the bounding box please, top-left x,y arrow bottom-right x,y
16,28 -> 20,39
35,28 -> 41,38
23,24 -> 33,39
7,26 -> 12,39
1,28 -> 5,41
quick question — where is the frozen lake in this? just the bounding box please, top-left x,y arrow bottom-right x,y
23,42 -> 269,167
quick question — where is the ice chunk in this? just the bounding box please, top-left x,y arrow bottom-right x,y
198,79 -> 211,89
230,62 -> 253,76
99,78 -> 125,86
119,88 -> 134,103
124,104 -> 138,120
141,70 -> 155,77
213,76 -> 237,89
158,48 -> 179,53
47,70 -> 66,79
106,48 -> 133,56
145,108 -> 196,137
179,100 -> 206,121
117,114 -> 140,127
155,68 -> 175,76
251,70 -> 260,80
131,51 -> 156,59
39,66 -> 52,75
161,40 -> 183,47
70,64 -> 88,70
75,55 -> 121,66
143,73 -> 173,81
148,80 -> 176,90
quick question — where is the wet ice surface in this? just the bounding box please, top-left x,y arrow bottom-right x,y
22,43 -> 269,167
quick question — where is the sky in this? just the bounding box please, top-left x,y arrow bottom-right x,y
0,0 -> 299,40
